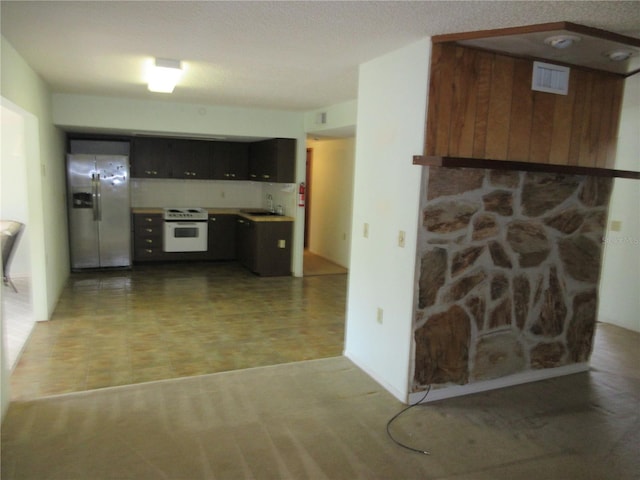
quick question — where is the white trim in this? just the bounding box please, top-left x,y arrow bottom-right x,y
408,363 -> 590,404
344,349 -> 407,403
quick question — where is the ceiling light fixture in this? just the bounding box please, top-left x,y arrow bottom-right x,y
605,50 -> 634,62
544,34 -> 581,49
148,58 -> 183,93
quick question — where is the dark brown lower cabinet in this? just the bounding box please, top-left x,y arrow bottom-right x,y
132,213 -> 164,261
207,214 -> 236,260
237,218 -> 292,276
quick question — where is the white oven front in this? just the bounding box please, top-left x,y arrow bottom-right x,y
163,221 -> 208,252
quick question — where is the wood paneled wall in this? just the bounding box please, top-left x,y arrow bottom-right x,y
425,43 -> 625,169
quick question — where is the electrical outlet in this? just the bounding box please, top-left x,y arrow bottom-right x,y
278,239 -> 286,248
376,307 -> 383,325
364,223 -> 369,238
221,191 -> 225,198
610,220 -> 622,232
398,230 -> 406,248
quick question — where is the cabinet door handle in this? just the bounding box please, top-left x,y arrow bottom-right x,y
210,217 -> 216,222
250,174 -> 257,178
231,173 -> 236,178
237,219 -> 244,224
184,171 -> 190,176
145,249 -> 152,253
145,239 -> 153,244
145,170 -> 152,175
145,217 -> 153,222
225,173 -> 230,178
262,174 -> 270,179
145,228 -> 153,233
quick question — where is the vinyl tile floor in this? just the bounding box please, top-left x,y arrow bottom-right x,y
10,262 -> 347,401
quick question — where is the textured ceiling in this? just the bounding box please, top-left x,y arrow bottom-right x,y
2,1 -> 640,111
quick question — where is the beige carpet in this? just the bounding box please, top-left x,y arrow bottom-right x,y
2,324 -> 639,479
303,250 -> 348,276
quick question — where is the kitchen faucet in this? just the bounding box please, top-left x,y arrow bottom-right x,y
267,194 -> 274,212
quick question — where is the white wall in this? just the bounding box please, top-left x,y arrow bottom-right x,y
305,100 -> 357,138
1,105 -> 30,276
0,274 -> 6,421
344,38 -> 431,402
1,37 -> 67,320
305,137 -> 355,268
598,73 -> 640,333
1,36 -> 67,423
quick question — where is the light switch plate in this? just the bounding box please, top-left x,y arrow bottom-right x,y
610,220 -> 622,232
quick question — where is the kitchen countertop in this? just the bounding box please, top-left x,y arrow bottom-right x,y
131,208 -> 294,222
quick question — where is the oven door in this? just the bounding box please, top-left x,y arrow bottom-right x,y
163,221 -> 208,252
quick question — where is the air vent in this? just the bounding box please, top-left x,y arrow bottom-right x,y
316,112 -> 327,125
532,61 -> 570,95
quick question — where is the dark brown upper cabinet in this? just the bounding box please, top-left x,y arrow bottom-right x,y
131,137 -> 173,178
171,139 -> 212,179
211,141 -> 249,180
249,138 -> 296,183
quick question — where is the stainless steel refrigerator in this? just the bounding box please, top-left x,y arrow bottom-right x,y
67,154 -> 131,269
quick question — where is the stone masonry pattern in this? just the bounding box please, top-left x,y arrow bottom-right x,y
413,167 -> 613,390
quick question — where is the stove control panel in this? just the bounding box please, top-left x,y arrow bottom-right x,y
163,208 -> 208,221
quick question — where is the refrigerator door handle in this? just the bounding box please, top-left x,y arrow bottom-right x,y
91,173 -> 98,221
95,172 -> 102,221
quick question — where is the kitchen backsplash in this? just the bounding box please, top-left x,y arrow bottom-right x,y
131,178 -> 262,208
131,178 -> 297,216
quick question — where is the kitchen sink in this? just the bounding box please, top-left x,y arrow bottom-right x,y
241,210 -> 278,216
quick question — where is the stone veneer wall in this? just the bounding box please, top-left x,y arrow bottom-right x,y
413,166 -> 613,391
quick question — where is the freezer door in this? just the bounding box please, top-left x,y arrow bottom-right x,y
96,156 -> 131,267
67,155 -> 100,268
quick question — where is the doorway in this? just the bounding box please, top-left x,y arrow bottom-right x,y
1,101 -> 36,370
303,137 -> 355,276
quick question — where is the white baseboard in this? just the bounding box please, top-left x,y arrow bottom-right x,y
344,349 -> 408,403
408,363 -> 590,404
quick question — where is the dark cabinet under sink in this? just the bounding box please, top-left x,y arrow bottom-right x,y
236,217 -> 292,276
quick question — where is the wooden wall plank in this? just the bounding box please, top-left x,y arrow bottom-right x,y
568,69 -> 589,165
579,72 -> 599,167
605,77 -> 624,169
485,55 -> 514,160
595,74 -> 615,168
472,51 -> 493,158
449,47 -> 478,157
425,44 -> 443,156
529,92 -> 556,164
435,44 -> 457,155
548,69 -> 577,166
507,59 -> 533,162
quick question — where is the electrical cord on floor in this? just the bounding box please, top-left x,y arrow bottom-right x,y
386,385 -> 432,455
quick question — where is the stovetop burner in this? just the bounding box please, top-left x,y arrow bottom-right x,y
163,207 -> 208,221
